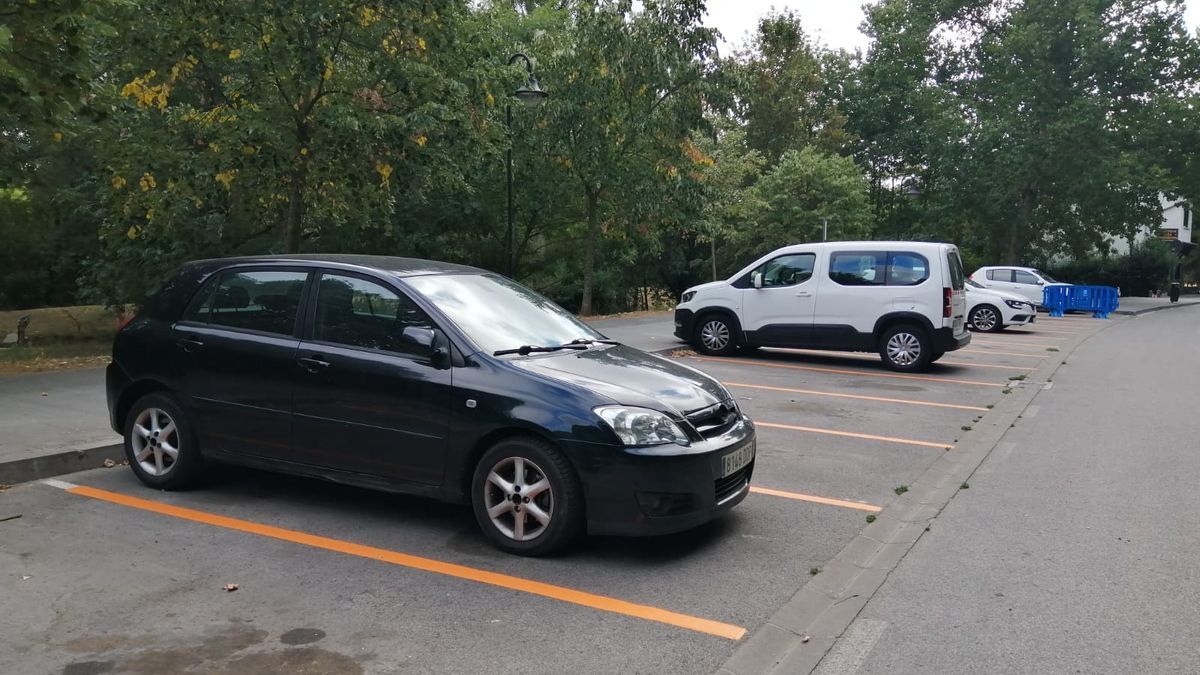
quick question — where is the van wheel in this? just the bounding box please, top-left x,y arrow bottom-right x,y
969,305 -> 1002,332
879,324 -> 932,372
693,314 -> 738,356
471,436 -> 584,557
124,392 -> 203,490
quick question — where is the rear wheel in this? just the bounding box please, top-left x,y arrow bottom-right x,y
124,392 -> 203,489
471,436 -> 584,557
693,313 -> 738,356
879,324 -> 932,372
969,304 -> 1003,333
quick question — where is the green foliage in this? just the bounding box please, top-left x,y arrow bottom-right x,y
1046,239 -> 1178,296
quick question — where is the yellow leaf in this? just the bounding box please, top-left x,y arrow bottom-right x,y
139,173 -> 156,191
323,56 -> 334,81
228,48 -> 242,60
126,226 -> 139,239
417,37 -> 426,51
414,133 -> 427,147
299,147 -> 308,156
375,160 -> 393,187
214,169 -> 237,189
111,175 -> 127,190
260,34 -> 272,46
485,92 -> 495,107
145,208 -> 155,222
52,132 -> 62,142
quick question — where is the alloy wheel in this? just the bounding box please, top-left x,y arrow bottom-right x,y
886,332 -> 922,367
972,307 -> 998,331
483,456 -> 554,542
131,407 -> 179,476
700,320 -> 731,352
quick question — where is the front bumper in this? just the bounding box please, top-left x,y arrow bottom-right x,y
933,326 -> 971,352
674,308 -> 695,341
566,417 -> 756,536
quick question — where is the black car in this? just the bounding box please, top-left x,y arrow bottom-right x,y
106,255 -> 755,555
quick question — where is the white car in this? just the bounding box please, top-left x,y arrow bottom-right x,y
965,279 -> 1037,332
969,266 -> 1070,307
674,241 -> 971,372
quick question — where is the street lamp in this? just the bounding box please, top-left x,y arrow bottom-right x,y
506,53 -> 548,277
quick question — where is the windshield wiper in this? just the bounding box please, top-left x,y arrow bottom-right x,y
493,343 -> 591,356
566,337 -> 621,346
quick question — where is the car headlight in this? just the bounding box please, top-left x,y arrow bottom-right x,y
595,406 -> 690,446
681,291 -> 696,304
1004,299 -> 1026,309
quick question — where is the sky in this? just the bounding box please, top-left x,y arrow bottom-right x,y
703,0 -> 1200,54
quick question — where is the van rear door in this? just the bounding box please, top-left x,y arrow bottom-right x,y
945,248 -> 968,335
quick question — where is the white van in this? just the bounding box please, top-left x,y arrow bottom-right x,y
674,242 -> 971,372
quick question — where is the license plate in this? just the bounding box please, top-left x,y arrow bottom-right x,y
721,442 -> 755,478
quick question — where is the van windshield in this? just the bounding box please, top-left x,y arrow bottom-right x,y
946,251 -> 965,290
406,273 -> 604,354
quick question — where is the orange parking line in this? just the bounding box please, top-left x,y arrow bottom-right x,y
939,360 -> 1034,371
961,348 -> 1047,359
62,485 -> 747,641
970,337 -> 1064,349
723,381 -> 989,412
770,348 -> 1033,371
756,421 -> 954,449
690,356 -> 1004,388
750,486 -> 882,512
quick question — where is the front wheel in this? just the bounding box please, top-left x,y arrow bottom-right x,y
879,324 -> 932,372
969,305 -> 1003,333
693,314 -> 738,356
471,437 -> 584,556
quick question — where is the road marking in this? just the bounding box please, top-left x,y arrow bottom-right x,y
1013,327 -> 1084,334
756,421 -> 954,449
961,347 -> 1046,358
768,348 -> 1035,371
750,486 -> 882,512
813,618 -> 889,675
970,337 -> 1065,349
689,356 -> 1004,388
724,382 -> 989,412
53,484 -> 747,641
41,478 -> 79,490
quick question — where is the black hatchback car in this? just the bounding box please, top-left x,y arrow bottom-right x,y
107,255 -> 755,555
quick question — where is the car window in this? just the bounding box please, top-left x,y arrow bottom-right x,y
313,273 -> 435,356
182,276 -> 219,322
888,252 -> 930,286
754,253 -> 815,288
829,252 -> 886,286
205,270 -> 307,336
1014,270 -> 1039,284
987,269 -> 1013,282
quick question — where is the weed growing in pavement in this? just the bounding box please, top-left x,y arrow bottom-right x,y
1047,347 -> 1059,352
961,425 -> 973,431
961,482 -> 970,489
986,404 -> 994,409
809,567 -> 821,576
865,514 -> 876,523
1009,374 -> 1026,381
1001,388 -> 1012,394
894,485 -> 909,495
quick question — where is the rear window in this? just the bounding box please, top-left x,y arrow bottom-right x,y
946,251 -> 965,290
829,251 -> 929,287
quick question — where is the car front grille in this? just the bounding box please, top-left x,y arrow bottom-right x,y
715,463 -> 752,504
685,400 -> 739,439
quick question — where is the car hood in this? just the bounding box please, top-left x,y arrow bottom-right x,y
508,345 -> 728,416
684,280 -> 726,295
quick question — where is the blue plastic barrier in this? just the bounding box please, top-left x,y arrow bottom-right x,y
1042,285 -> 1119,318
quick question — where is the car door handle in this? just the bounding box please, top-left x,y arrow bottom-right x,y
796,291 -> 813,298
175,336 -> 204,352
297,356 -> 331,373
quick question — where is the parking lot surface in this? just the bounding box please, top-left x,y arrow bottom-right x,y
0,315 -> 1109,674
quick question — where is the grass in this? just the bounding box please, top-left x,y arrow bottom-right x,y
960,482 -> 970,489
809,567 -> 821,576
0,304 -> 123,374
865,514 -> 877,523
894,485 -> 909,495
1046,347 -> 1059,352
961,425 -> 973,431
1001,388 -> 1012,394
986,404 -> 994,409
1008,374 -> 1027,381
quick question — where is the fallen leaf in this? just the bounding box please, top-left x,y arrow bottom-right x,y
40,392 -> 48,397
222,583 -> 239,592
800,635 -> 811,643
22,575 -> 32,581
103,458 -> 116,468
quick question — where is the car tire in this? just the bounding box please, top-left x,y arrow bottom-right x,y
471,436 -> 584,557
879,324 -> 932,372
969,304 -> 1003,333
123,392 -> 204,490
693,313 -> 738,356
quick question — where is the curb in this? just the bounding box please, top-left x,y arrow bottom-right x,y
1113,300 -> 1200,316
716,317 -> 1122,674
0,443 -> 125,486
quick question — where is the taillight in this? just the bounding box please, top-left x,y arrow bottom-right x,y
943,287 -> 952,318
117,314 -> 135,331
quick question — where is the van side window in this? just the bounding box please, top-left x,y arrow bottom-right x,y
829,252 -> 886,286
207,271 -> 308,336
752,253 -> 815,288
886,252 -> 929,286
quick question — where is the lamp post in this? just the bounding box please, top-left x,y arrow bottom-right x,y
505,53 -> 548,278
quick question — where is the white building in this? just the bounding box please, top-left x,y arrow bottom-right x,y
1108,194 -> 1193,255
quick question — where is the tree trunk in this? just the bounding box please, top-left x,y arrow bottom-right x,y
581,189 -> 599,316
1007,186 -> 1037,264
284,165 -> 307,253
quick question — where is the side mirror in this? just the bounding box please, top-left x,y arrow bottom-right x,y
1035,280 -> 1045,286
752,272 -> 763,289
402,326 -> 447,362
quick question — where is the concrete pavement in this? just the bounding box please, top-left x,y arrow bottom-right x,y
803,302 -> 1200,672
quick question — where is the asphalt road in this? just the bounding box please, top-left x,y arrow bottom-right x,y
0,313 -> 1122,674
0,367 -> 116,465
816,305 -> 1200,674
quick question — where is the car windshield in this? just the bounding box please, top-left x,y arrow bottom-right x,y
966,279 -> 985,289
1031,269 -> 1058,283
406,273 -> 604,355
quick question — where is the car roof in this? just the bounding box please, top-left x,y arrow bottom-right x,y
769,241 -> 954,255
187,254 -> 488,277
975,265 -> 1040,271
